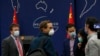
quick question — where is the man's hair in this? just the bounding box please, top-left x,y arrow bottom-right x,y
85,17 -> 99,32
66,24 -> 75,31
39,20 -> 52,31
10,24 -> 19,31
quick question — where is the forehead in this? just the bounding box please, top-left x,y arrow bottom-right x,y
78,33 -> 81,36
68,27 -> 75,31
12,27 -> 19,29
47,23 -> 53,27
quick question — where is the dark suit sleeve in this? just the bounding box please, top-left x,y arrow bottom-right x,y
2,39 -> 9,56
44,38 -> 56,56
62,39 -> 70,56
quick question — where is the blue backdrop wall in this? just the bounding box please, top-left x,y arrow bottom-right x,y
0,0 -> 100,56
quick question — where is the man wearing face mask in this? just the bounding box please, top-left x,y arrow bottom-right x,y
27,20 -> 57,56
2,24 -> 24,56
85,17 -> 100,56
62,24 -> 78,56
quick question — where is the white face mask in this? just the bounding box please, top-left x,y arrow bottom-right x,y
13,31 -> 20,37
48,29 -> 55,36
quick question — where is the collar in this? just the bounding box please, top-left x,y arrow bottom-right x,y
87,32 -> 97,40
38,32 -> 51,37
11,34 -> 16,40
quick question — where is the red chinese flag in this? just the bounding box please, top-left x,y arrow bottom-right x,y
12,8 -> 18,24
66,3 -> 75,39
68,3 -> 74,24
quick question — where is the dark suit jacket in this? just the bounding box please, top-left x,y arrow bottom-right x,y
1,36 -> 24,56
75,45 -> 85,56
27,33 -> 57,56
62,37 -> 79,56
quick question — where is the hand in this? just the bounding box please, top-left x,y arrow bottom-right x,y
78,43 -> 82,49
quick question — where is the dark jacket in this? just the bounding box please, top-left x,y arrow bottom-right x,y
75,45 -> 85,56
28,33 -> 57,56
75,38 -> 87,56
1,36 -> 24,56
62,37 -> 79,56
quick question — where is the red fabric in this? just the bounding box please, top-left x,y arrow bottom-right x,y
66,3 -> 75,39
68,3 -> 74,24
16,38 -> 23,56
12,8 -> 18,24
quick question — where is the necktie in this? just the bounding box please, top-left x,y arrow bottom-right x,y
16,38 -> 23,56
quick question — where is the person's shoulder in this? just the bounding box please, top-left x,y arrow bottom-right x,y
89,34 -> 100,45
87,35 -> 98,45
3,36 -> 11,40
89,34 -> 97,41
3,36 -> 12,40
2,36 -> 11,43
40,35 -> 50,39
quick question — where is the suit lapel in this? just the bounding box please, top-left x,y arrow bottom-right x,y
9,36 -> 19,52
74,38 -> 78,49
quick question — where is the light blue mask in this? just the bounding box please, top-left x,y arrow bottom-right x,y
78,37 -> 83,42
69,31 -> 76,38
